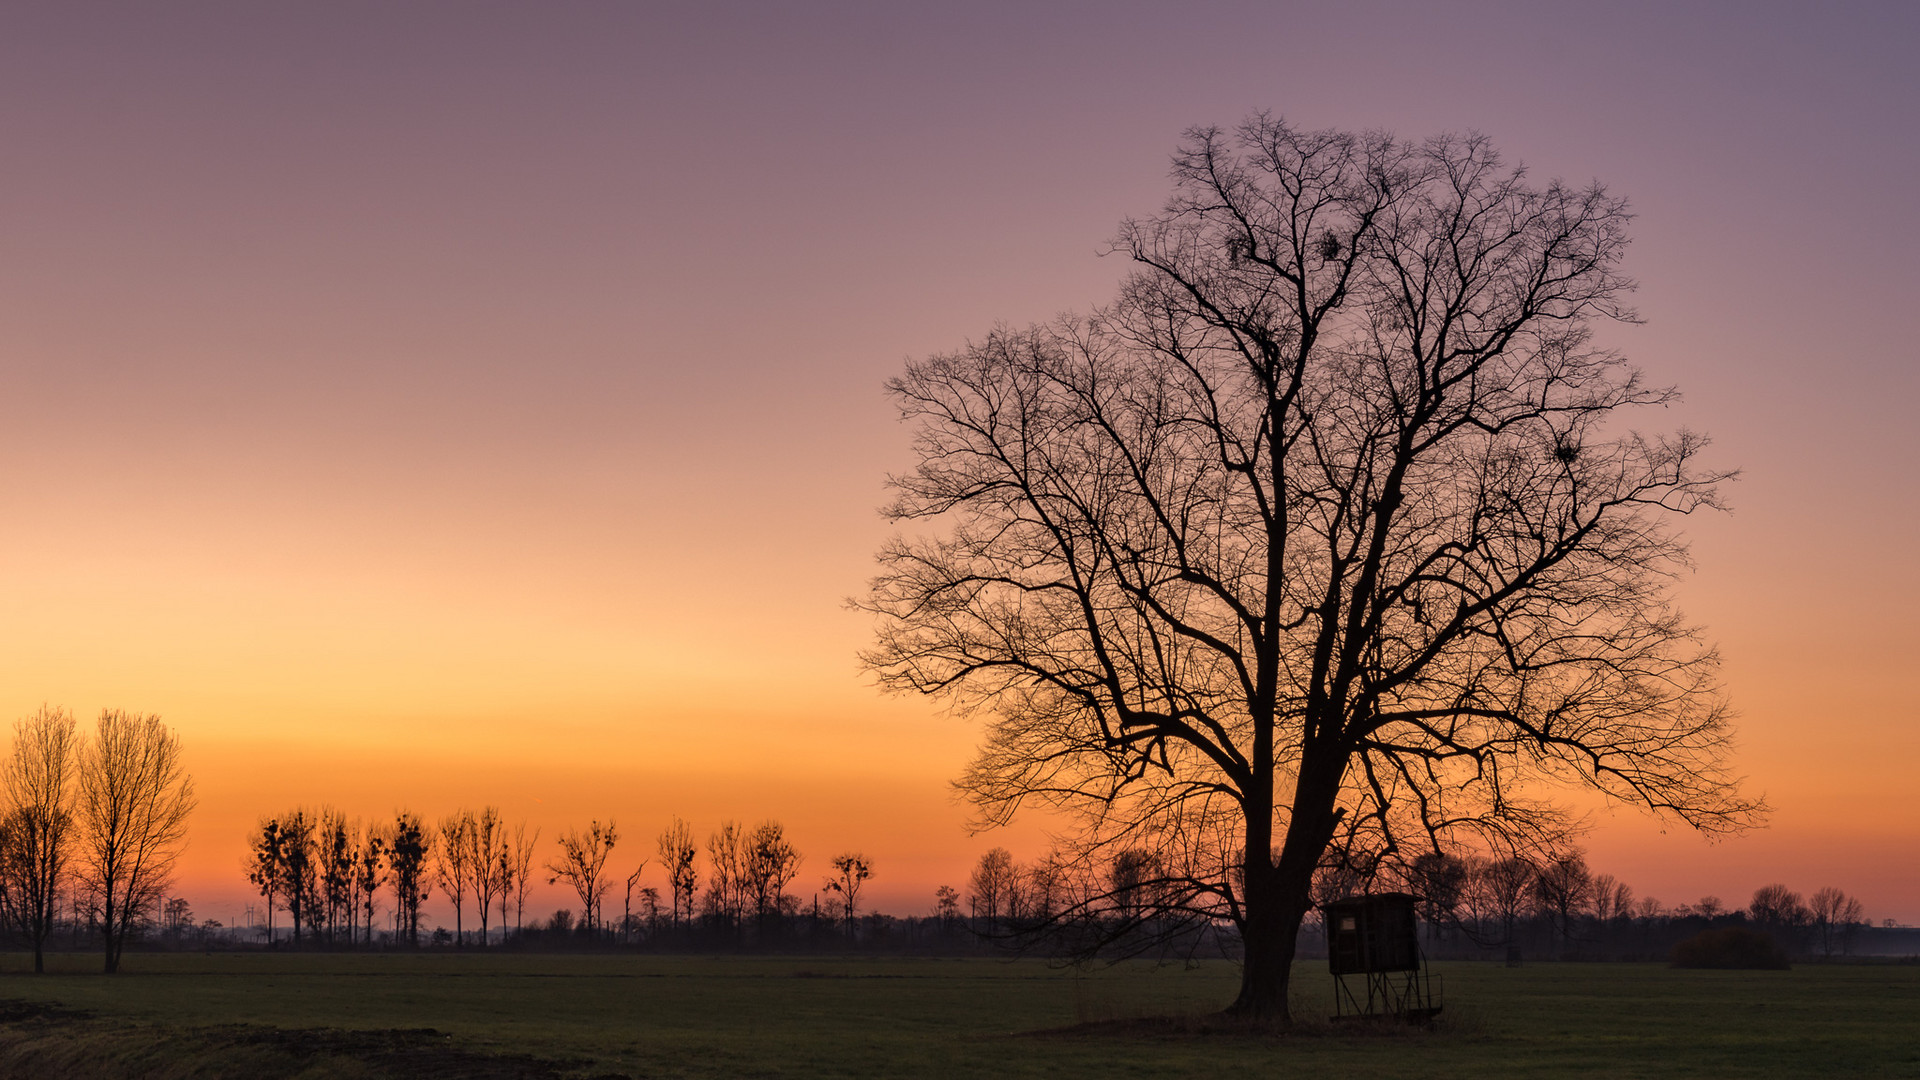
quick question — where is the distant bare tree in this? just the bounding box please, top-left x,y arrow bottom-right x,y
75,709 -> 195,973
388,812 -> 433,947
245,817 -> 285,945
1533,853 -> 1594,955
547,820 -> 617,935
2,705 -> 80,973
1591,873 -> 1635,927
1750,883 -> 1810,935
466,807 -> 507,947
434,811 -> 476,947
318,809 -> 353,945
968,848 -> 1016,932
823,853 -> 873,937
657,818 -> 698,929
277,809 -> 319,946
743,821 -> 800,931
1406,852 -> 1468,940
934,885 -> 962,931
1475,856 -> 1537,953
352,823 -> 385,944
1750,883 -> 1812,956
1108,849 -> 1163,928
1025,850 -> 1069,921
508,821 -> 539,939
161,896 -> 192,937
1808,886 -> 1859,959
703,821 -> 747,929
621,859 -> 650,944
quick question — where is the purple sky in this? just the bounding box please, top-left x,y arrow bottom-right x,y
1,2 -> 1915,920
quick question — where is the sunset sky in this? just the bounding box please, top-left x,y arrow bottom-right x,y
1,1 -> 1915,926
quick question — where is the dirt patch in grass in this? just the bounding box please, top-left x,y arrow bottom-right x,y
0,1000 -> 628,1080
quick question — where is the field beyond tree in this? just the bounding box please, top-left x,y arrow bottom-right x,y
1,954 -> 1916,1078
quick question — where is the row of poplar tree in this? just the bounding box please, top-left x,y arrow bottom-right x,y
0,705 -> 195,974
244,810 -> 880,947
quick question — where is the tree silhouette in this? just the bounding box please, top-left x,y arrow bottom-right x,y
277,809 -> 319,946
467,807 -> 507,947
75,710 -> 195,973
388,812 -> 433,947
1533,853 -> 1594,956
743,821 -> 800,934
824,853 -> 873,938
508,821 -> 539,940
435,811 -> 476,947
934,885 -> 962,932
621,859 -> 650,943
2,706 -> 80,973
245,817 -> 284,945
704,821 -> 746,930
657,818 -> 698,930
318,810 -> 353,945
863,115 -> 1761,1019
968,848 -> 1015,933
1750,882 -> 1811,952
352,824 -> 385,944
1407,851 -> 1468,940
547,820 -> 617,936
1809,886 -> 1863,959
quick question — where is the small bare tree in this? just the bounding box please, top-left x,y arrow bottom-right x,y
317,809 -> 354,945
823,853 -> 873,938
2,705 -> 80,973
466,807 -> 506,947
435,811 -> 476,946
547,820 -> 617,935
704,821 -> 747,930
352,822 -> 385,944
968,848 -> 1016,932
387,811 -> 433,947
277,809 -> 319,946
508,821 -> 539,939
621,860 -> 650,944
1473,855 -> 1537,954
657,818 -> 698,930
934,885 -> 962,932
743,821 -> 800,933
245,816 -> 284,945
1533,853 -> 1594,956
76,709 -> 195,973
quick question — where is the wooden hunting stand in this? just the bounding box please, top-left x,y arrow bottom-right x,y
1323,892 -> 1442,1022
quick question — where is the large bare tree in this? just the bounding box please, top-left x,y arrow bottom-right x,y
862,115 -> 1760,1019
76,709 -> 195,974
2,705 -> 80,973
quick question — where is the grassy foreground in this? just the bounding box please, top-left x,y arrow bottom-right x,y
0,951 -> 1917,1078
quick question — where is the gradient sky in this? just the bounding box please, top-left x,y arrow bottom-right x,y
1,1 -> 1915,926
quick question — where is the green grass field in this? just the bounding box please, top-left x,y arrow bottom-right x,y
1,951 -> 1917,1078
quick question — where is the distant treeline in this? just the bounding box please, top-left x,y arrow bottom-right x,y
237,807 -> 890,950
210,817 -> 1913,962
950,844 -> 1890,964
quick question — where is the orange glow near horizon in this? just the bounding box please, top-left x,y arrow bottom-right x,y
0,4 -> 1914,928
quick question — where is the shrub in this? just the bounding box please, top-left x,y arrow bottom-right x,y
1670,927 -> 1790,969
